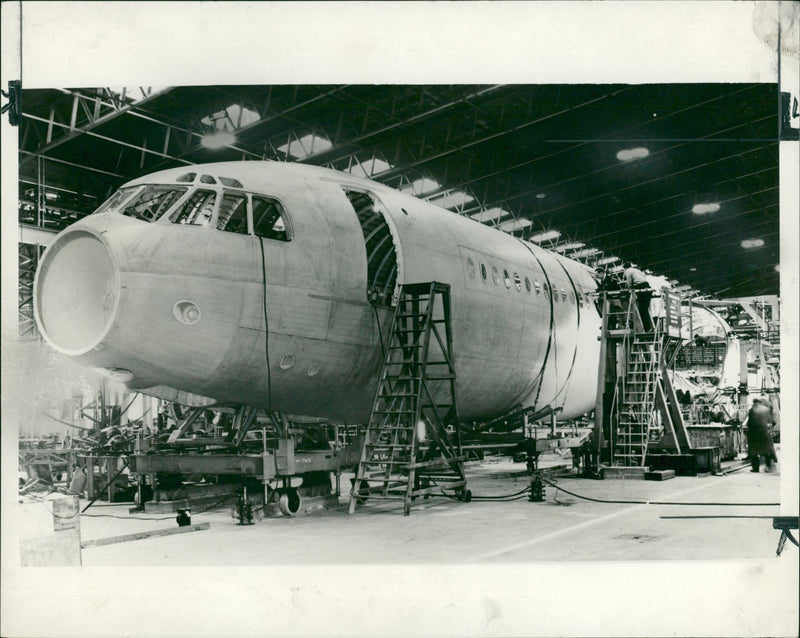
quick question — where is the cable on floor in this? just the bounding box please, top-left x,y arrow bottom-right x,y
660,515 -> 779,519
541,475 -> 780,506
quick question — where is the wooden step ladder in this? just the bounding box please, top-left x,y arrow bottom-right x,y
348,282 -> 468,516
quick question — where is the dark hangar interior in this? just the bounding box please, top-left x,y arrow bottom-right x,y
19,84 -> 781,303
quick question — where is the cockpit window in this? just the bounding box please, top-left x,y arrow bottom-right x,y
94,186 -> 140,214
120,186 -> 188,222
169,190 -> 217,226
252,196 -> 289,241
216,192 -> 249,234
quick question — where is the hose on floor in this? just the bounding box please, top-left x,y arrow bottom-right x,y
540,475 -> 780,506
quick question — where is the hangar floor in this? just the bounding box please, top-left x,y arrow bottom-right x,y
71,451 -> 783,566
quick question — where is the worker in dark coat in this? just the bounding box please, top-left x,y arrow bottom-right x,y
745,397 -> 777,472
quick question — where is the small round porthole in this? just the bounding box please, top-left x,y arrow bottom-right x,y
480,263 -> 487,281
279,354 -> 295,370
525,277 -> 531,293
503,270 -> 511,288
466,257 -> 476,279
491,266 -> 499,285
173,300 -> 201,325
307,363 -> 320,377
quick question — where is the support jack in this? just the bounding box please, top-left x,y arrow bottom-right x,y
529,471 -> 545,502
236,487 -> 254,525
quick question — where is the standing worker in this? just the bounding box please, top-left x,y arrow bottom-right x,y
744,396 -> 778,472
623,261 -> 653,331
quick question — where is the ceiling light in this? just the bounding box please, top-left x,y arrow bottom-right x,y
570,247 -> 600,258
498,218 -> 532,231
616,147 -> 649,162
554,241 -> 585,253
741,238 -> 765,249
201,130 -> 236,149
430,191 -> 475,209
536,193 -> 546,199
692,203 -> 721,214
529,230 -> 561,244
690,267 -> 697,272
774,264 -> 780,273
469,207 -> 506,222
595,256 -> 620,266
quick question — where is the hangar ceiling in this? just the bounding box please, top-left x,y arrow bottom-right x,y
18,84 -> 781,298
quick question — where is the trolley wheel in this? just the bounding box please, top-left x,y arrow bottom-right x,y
278,489 -> 301,516
462,489 -> 472,503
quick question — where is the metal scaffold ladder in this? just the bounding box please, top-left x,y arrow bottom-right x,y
617,331 -> 662,466
596,288 -> 692,467
348,282 -> 469,516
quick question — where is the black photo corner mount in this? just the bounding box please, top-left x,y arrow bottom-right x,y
1,80 -> 21,126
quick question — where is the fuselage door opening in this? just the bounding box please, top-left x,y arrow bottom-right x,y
342,187 -> 401,306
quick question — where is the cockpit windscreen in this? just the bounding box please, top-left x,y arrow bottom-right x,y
120,186 -> 189,222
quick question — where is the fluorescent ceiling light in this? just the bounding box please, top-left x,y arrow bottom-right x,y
775,264 -> 780,273
498,218 -> 532,231
529,230 -> 561,244
741,238 -> 765,249
555,241 -> 585,253
536,193 -> 546,199
595,256 -> 620,266
469,207 -> 506,222
616,147 -> 650,161
570,247 -> 600,258
201,130 -> 236,149
692,203 -> 721,214
430,191 -> 475,209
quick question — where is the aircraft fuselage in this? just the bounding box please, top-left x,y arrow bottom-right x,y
34,161 -> 601,422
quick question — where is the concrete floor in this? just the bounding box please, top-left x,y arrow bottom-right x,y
74,452 -> 784,566
8,449 -> 797,638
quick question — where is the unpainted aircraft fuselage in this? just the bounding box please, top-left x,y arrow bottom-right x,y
34,161 -> 601,422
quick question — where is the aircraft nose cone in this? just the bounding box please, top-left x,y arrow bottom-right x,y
35,230 -> 119,354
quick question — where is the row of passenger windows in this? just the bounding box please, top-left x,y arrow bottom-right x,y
96,184 -> 290,241
466,257 -> 589,307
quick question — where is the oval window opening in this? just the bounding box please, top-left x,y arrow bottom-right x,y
503,270 -> 511,288
480,263 -> 487,281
